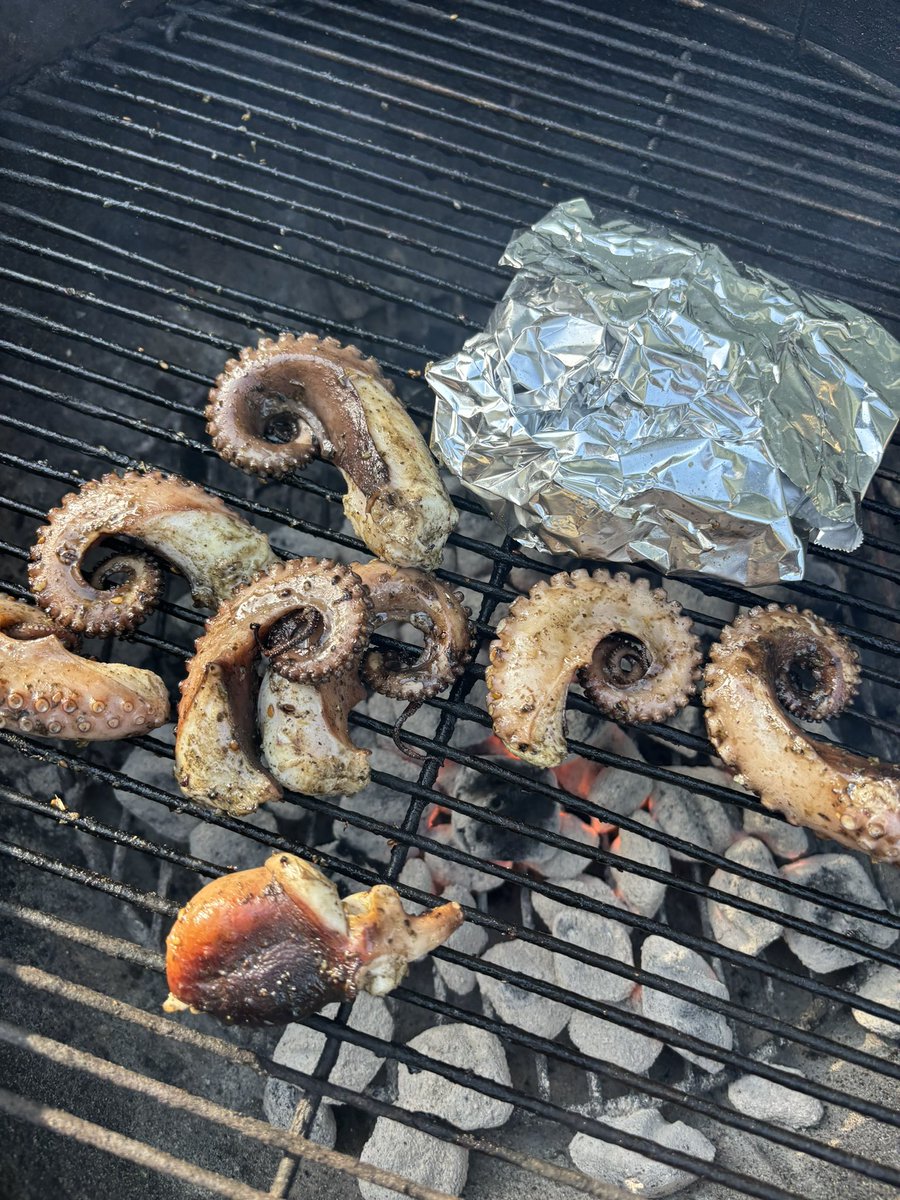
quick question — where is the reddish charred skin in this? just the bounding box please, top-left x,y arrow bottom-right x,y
165,866 -> 357,1025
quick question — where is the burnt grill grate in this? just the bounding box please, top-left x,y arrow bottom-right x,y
0,2 -> 898,1198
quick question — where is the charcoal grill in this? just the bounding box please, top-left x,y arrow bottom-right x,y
1,1 -> 899,1197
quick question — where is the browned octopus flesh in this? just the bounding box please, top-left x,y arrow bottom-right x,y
164,853 -> 463,1025
703,604 -> 900,862
207,333 -> 457,570
177,559 -> 474,812
0,594 -> 169,740
28,469 -> 277,637
175,558 -> 372,815
487,569 -> 701,768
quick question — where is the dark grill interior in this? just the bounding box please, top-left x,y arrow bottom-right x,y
1,3 -> 898,1198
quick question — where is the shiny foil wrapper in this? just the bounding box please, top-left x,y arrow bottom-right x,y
428,199 -> 900,585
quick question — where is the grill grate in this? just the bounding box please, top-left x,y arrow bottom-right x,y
1,3 -> 898,1198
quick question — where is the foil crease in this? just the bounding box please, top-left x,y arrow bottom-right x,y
428,199 -> 900,586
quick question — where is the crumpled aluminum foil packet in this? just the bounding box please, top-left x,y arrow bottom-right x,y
428,199 -> 900,586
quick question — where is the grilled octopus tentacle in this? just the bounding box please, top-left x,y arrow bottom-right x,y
486,570 -> 701,768
28,469 -> 278,637
164,853 -> 463,1025
259,563 -> 474,797
703,604 -> 900,862
175,560 -> 371,815
0,594 -> 169,740
207,333 -> 458,570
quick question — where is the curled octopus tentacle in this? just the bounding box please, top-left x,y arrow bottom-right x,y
703,604 -> 900,862
486,569 -> 701,768
175,559 -> 371,815
0,594 -> 169,741
28,469 -> 277,637
207,333 -> 458,570
261,563 -> 475,792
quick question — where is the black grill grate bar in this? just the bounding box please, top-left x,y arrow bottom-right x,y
80,40 -> 897,211
8,775 -> 900,1060
3,895 -> 900,1194
553,0 -> 900,103
12,91 -> 500,305
0,131 -> 477,333
43,72 -> 509,277
3,369 -> 900,661
5,733 -> 900,1029
412,0 -> 900,129
0,965 -> 635,1200
13,898 -> 893,1185
0,190 -> 433,365
142,15 -> 900,301
243,0 -> 900,213
97,22 -> 900,316
0,1090 -> 274,1200
0,107 -> 493,317
0,953 -> 810,1200
0,1021 -> 469,1200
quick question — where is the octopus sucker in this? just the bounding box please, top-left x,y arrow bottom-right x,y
486,569 -> 701,768
258,563 -> 473,797
207,333 -> 457,569
175,559 -> 371,814
702,604 -> 900,861
0,594 -> 169,741
344,560 -> 474,703
164,852 -> 463,1025
28,469 -> 278,637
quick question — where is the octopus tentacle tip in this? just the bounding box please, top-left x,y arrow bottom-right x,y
207,333 -> 455,569
0,594 -> 169,741
703,605 -> 898,862
486,568 -> 700,768
28,469 -> 277,637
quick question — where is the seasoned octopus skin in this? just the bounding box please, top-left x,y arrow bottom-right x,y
258,562 -> 474,798
207,333 -> 457,569
28,469 -> 277,637
486,570 -> 701,768
259,669 -> 371,800
164,853 -> 463,1025
0,594 -> 169,740
703,605 -> 900,862
175,559 -> 371,815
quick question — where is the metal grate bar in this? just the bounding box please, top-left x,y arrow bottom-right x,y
9,899 -> 894,1186
0,1021 -> 465,1200
0,192 -> 432,365
0,129 -> 477,333
0,104 -> 494,314
0,952 -> 803,1200
565,0 -> 900,102
88,31 -> 900,326
0,1089 -> 275,1200
3,888 -> 899,1194
152,15 -> 900,300
241,0 -> 899,213
407,0 -> 900,133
